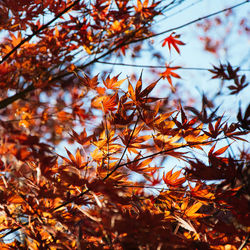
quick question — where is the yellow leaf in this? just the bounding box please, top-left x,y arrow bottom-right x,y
185,202 -> 203,218
83,44 -> 92,54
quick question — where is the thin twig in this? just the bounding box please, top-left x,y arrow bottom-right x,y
103,112 -> 139,181
238,234 -> 249,250
117,137 -> 224,169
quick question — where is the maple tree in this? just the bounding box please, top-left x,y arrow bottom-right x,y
0,0 -> 249,249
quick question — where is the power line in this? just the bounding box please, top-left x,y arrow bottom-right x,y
96,60 -> 250,71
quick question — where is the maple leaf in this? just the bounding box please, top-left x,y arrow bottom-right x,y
160,64 -> 181,88
185,94 -> 219,124
222,123 -> 248,141
184,201 -> 204,218
102,74 -> 126,90
76,72 -> 99,89
58,147 -> 86,169
91,93 -> 118,113
208,143 -> 231,165
228,74 -> 248,95
209,62 -> 240,80
134,0 -> 159,20
163,169 -> 186,187
127,75 -> 160,105
111,97 -> 134,125
184,124 -> 209,149
209,63 -> 248,95
185,105 -> 219,124
144,167 -> 162,186
172,106 -> 198,133
203,116 -> 225,138
120,123 -> 151,153
102,92 -> 118,113
162,32 -> 185,54
10,31 -> 22,47
70,129 -> 92,145
126,155 -> 153,175
237,104 -> 250,131
209,63 -> 228,79
189,183 -> 215,203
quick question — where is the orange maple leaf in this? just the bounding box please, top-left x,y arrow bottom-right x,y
184,202 -> 204,218
103,74 -> 126,90
102,93 -> 118,113
160,64 -> 181,87
75,72 -> 99,89
163,169 -> 185,187
91,93 -> 118,113
162,32 -> 185,54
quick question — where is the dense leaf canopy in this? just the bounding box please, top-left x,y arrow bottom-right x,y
0,0 -> 249,249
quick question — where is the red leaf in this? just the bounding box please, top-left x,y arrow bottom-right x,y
160,64 -> 181,88
162,32 -> 185,54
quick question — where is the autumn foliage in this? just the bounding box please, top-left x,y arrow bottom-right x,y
0,0 -> 249,249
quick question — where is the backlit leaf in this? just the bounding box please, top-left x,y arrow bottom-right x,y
162,32 -> 185,54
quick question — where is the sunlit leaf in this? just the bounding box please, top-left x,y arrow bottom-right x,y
162,32 -> 185,54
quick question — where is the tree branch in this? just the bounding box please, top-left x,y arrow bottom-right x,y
0,84 -> 35,110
